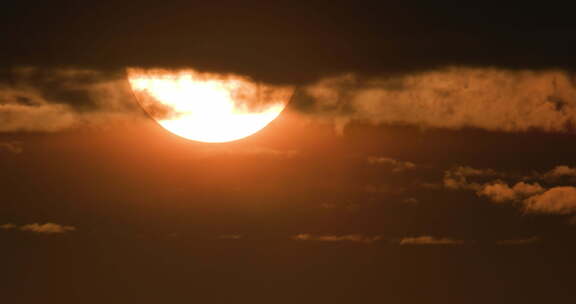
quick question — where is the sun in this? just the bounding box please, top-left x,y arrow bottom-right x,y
127,68 -> 292,143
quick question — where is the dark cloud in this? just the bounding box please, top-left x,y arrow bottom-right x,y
0,67 -> 143,132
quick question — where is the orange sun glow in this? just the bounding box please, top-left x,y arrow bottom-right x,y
127,68 -> 292,143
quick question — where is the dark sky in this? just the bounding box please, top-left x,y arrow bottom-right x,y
2,2 -> 576,304
2,2 -> 576,83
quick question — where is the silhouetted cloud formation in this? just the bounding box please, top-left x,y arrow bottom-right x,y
0,67 -> 142,132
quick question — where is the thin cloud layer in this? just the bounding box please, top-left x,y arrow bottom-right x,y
367,156 -> 416,172
0,223 -> 17,230
399,236 -> 466,245
292,233 -> 382,243
295,67 -> 576,134
1,222 -> 76,234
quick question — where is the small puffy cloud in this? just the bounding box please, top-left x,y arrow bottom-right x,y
0,141 -> 23,154
478,182 -> 545,202
399,236 -> 465,245
445,165 -> 576,215
291,233 -> 382,243
19,223 -> 76,234
523,186 -> 576,214
443,166 -> 499,190
497,236 -> 540,245
543,165 -> 576,180
367,156 -> 416,172
403,197 -> 419,204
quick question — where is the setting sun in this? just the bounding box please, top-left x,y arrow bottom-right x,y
127,68 -> 292,143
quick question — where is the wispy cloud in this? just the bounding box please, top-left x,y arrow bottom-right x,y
1,222 -> 77,234
0,223 -> 17,230
443,166 -> 500,190
399,236 -> 466,245
367,156 -> 416,172
291,233 -> 382,243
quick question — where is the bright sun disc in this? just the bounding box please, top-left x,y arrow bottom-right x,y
127,68 -> 292,143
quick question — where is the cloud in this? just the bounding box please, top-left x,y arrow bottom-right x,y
444,165 -> 576,215
0,67 -> 143,133
367,156 -> 416,172
294,68 -> 576,134
403,197 -> 419,204
399,236 -> 466,245
19,223 -> 76,234
478,182 -> 545,202
0,141 -> 23,154
291,233 -> 382,243
523,187 -> 576,214
443,166 -> 499,190
0,223 -> 16,230
543,165 -> 576,180
497,236 -> 540,245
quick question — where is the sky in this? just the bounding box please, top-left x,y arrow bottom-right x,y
2,2 -> 576,303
